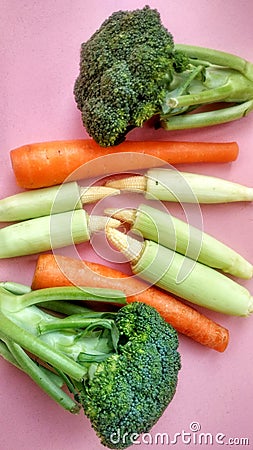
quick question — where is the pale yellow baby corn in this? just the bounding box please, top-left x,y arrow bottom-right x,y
105,204 -> 252,279
106,227 -> 253,316
0,182 -> 119,222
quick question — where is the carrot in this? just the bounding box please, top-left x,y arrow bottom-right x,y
10,139 -> 239,189
32,253 -> 229,352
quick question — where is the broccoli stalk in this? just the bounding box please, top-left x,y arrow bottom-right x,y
74,6 -> 253,147
0,284 -> 181,449
161,44 -> 253,129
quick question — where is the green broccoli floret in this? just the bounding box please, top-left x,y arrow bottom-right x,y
79,301 -> 180,448
0,284 -> 181,449
74,6 -> 188,147
74,5 -> 253,147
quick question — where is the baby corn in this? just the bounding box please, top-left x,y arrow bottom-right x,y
106,227 -> 253,316
0,182 -> 119,222
0,211 -> 120,259
105,204 -> 253,279
105,168 -> 253,203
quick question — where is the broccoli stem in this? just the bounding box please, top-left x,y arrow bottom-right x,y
162,65 -> 204,114
161,44 -> 253,128
0,287 -> 89,380
1,286 -> 126,313
168,83 -> 233,109
0,281 -> 32,295
0,311 -> 86,380
0,337 -> 64,388
0,338 -> 22,368
162,99 -> 253,130
38,316 -> 115,333
175,44 -> 253,80
4,339 -> 80,413
39,300 -> 97,316
0,285 -> 124,387
54,368 -> 80,398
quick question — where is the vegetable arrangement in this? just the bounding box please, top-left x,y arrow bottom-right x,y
1,4 -> 253,450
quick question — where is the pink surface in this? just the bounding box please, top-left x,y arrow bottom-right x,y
1,1 -> 253,449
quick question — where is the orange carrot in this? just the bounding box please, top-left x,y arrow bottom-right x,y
32,254 -> 229,352
10,139 -> 239,189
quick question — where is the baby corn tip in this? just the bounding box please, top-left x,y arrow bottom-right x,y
80,186 -> 120,204
104,208 -> 136,225
106,227 -> 143,263
105,175 -> 146,192
88,215 -> 121,233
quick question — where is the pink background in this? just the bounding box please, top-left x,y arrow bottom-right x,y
1,1 -> 253,449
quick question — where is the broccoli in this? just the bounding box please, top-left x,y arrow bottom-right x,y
74,5 -> 253,147
0,283 -> 181,449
